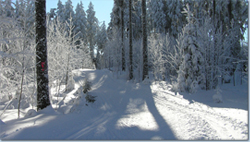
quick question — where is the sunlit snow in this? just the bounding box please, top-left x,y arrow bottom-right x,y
0,69 -> 248,140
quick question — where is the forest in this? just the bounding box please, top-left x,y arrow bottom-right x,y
0,0 -> 248,106
0,0 -> 249,140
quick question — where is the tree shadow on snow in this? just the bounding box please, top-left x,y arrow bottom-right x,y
2,70 -> 177,140
84,73 -> 177,140
174,87 -> 248,111
154,80 -> 247,111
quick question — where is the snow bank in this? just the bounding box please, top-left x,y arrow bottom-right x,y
37,105 -> 58,115
24,109 -> 37,118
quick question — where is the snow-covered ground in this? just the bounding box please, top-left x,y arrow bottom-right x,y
0,69 -> 248,140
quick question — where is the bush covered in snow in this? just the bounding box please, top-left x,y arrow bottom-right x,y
24,109 -> 37,118
65,72 -> 75,92
83,78 -> 91,94
213,87 -> 223,103
82,78 -> 96,104
85,94 -> 96,103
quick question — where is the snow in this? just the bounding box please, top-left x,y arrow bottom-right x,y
0,69 -> 248,140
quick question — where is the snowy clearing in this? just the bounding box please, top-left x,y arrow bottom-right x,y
0,69 -> 248,140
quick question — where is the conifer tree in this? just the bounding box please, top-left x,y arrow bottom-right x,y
56,0 -> 65,24
166,0 -> 185,38
64,0 -> 74,25
2,0 -> 14,17
177,4 -> 205,93
96,22 -> 107,69
74,1 -> 87,45
148,0 -> 166,33
86,2 -> 98,68
132,0 -> 142,40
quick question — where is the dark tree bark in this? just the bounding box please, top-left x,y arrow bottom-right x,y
228,0 -> 232,23
142,0 -> 148,81
129,0 -> 133,80
120,0 -> 125,71
35,0 -> 50,111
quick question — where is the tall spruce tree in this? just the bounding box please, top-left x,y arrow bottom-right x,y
132,0 -> 143,40
177,4 -> 205,93
148,0 -> 166,34
64,0 -> 74,26
96,22 -> 107,69
56,0 -> 65,24
86,2 -> 98,68
35,0 -> 50,111
166,0 -> 185,38
74,1 -> 87,45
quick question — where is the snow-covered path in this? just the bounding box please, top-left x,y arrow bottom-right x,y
0,69 -> 248,140
151,83 -> 248,140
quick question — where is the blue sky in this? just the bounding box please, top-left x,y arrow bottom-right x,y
46,0 -> 114,25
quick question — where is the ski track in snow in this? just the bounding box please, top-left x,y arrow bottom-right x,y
0,69 -> 248,140
151,86 -> 248,140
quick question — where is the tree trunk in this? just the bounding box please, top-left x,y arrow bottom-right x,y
65,53 -> 70,91
18,67 -> 24,118
90,39 -> 95,69
35,0 -> 50,111
212,0 -> 217,89
142,0 -> 148,81
129,0 -> 133,80
121,0 -> 125,71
